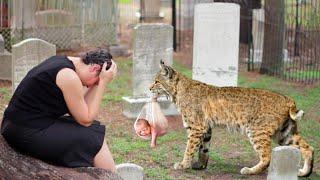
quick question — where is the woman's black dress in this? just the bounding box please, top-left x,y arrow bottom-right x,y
1,55 -> 105,167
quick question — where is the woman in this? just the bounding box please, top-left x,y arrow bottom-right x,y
1,48 -> 117,172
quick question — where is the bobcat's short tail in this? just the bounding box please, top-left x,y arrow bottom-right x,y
289,104 -> 304,121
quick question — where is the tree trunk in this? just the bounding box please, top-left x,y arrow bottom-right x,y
0,135 -> 122,180
260,0 -> 285,75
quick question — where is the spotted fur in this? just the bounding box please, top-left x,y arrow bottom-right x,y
149,60 -> 314,176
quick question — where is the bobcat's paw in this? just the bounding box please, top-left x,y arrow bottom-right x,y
174,162 -> 191,170
192,162 -> 206,170
240,167 -> 254,175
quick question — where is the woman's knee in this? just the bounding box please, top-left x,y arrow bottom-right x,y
94,140 -> 116,172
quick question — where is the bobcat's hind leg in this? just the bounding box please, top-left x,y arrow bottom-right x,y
289,134 -> 314,177
277,119 -> 314,177
241,129 -> 271,175
192,127 -> 212,170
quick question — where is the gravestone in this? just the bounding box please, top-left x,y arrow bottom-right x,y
12,38 -> 56,91
251,8 -> 265,63
122,24 -> 178,118
116,163 -> 144,180
251,9 -> 290,63
192,3 -> 240,87
35,9 -> 74,27
0,34 -> 4,53
34,10 -> 77,50
0,35 -> 12,80
267,146 -> 301,180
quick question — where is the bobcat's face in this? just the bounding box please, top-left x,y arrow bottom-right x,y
149,78 -> 167,96
149,60 -> 176,98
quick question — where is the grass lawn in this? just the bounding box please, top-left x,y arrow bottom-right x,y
0,57 -> 319,179
284,70 -> 320,80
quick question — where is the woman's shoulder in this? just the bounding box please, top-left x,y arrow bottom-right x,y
56,68 -> 82,92
56,68 -> 79,82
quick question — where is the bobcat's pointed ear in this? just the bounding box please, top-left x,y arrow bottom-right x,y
159,60 -> 174,79
160,59 -> 167,76
160,59 -> 165,69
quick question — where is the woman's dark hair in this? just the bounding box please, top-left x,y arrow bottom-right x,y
81,48 -> 113,70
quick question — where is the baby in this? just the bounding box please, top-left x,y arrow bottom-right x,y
134,118 -> 167,148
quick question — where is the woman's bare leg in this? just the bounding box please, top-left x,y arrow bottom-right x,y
93,140 -> 116,172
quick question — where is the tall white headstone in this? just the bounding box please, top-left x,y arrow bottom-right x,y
192,3 -> 240,87
251,9 -> 290,63
12,38 -> 56,91
251,9 -> 265,63
122,24 -> 178,118
267,146 -> 301,180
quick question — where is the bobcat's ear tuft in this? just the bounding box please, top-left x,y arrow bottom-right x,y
160,59 -> 165,69
161,66 -> 174,79
160,59 -> 167,76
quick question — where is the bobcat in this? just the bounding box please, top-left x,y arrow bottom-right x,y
149,60 -> 314,176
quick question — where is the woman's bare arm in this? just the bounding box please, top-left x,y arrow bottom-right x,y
56,68 -> 107,127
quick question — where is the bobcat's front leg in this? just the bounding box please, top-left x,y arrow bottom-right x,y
174,127 -> 206,170
192,127 -> 212,170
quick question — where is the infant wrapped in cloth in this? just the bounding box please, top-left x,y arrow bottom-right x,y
134,98 -> 168,148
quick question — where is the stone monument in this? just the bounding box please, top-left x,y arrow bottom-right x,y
250,9 -> 290,63
251,8 -> 265,63
267,146 -> 301,180
192,3 -> 240,87
0,34 -> 4,54
12,38 -> 56,91
122,23 -> 178,118
0,34 -> 12,80
116,163 -> 144,180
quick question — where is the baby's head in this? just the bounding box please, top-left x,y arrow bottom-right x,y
135,119 -> 151,137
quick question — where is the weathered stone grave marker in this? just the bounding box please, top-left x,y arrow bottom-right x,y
267,146 -> 301,180
12,38 -> 56,91
122,23 -> 178,118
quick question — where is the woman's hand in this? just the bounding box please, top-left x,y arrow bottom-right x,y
99,60 -> 117,84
